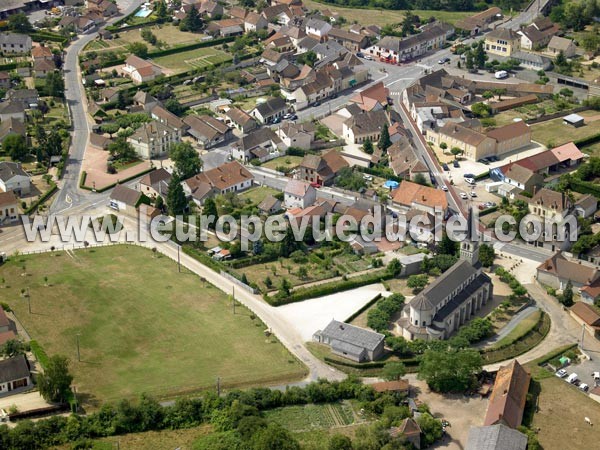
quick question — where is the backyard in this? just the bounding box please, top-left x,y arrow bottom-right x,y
261,155 -> 303,171
530,110 -> 600,148
492,98 -> 580,127
264,401 -> 363,432
0,246 -> 306,405
238,185 -> 281,205
152,46 -> 232,73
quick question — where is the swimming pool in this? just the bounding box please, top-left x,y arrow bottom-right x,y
134,8 -> 152,18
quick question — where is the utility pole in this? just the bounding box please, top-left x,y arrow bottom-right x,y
27,288 -> 31,314
76,333 -> 81,362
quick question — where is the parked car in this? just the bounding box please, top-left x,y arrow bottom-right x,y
567,373 -> 579,384
438,57 -> 451,64
470,191 -> 477,197
442,163 -> 450,171
465,177 -> 475,185
460,192 -> 468,199
357,52 -> 364,58
289,114 -> 298,121
313,101 -> 321,107
495,70 -> 509,79
440,185 -> 448,191
463,173 -> 475,179
483,201 -> 497,208
580,383 -> 589,392
310,182 -> 321,188
272,117 -> 282,124
364,55 -> 374,61
556,369 -> 568,378
453,160 -> 459,168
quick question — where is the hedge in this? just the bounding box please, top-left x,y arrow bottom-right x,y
227,253 -> 279,269
79,166 -> 156,193
29,340 -> 49,369
569,178 -> 600,198
182,245 -> 225,274
345,294 -> 382,323
575,131 -> 600,148
30,32 -> 69,45
531,343 -> 578,366
0,62 -> 18,71
79,171 -> 87,189
24,183 -> 58,215
481,312 -> 551,364
479,205 -> 498,217
474,172 -> 489,181
267,269 -> 394,306
88,36 -> 236,69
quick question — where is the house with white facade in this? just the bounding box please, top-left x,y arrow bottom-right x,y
0,162 -> 30,195
284,179 -> 317,209
127,120 -> 181,160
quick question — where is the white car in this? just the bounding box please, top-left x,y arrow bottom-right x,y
495,70 -> 509,79
556,369 -> 568,378
579,383 -> 589,392
465,178 -> 475,185
470,191 -> 477,197
567,373 -> 579,384
364,55 -> 374,61
441,185 -> 448,191
460,192 -> 468,199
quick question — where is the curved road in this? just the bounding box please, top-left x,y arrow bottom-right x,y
51,0 -> 144,214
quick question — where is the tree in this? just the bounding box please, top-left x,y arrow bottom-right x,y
101,123 -> 120,137
438,232 -> 458,256
116,90 -> 129,110
296,51 -> 317,67
414,173 -> 428,186
482,90 -> 494,100
378,125 -> 391,151
108,137 -> 136,161
45,71 -> 65,97
473,41 -> 486,68
387,258 -> 402,277
439,142 -> 447,151
156,0 -> 169,23
465,51 -> 474,70
167,176 -> 187,216
328,434 -> 352,450
418,348 -> 482,393
297,266 -> 308,279
416,413 -> 443,447
4,134 -> 28,161
181,5 -> 203,32
154,195 -> 164,211
561,280 -> 574,306
1,339 -> 26,358
45,130 -> 63,158
492,88 -> 507,101
251,422 -> 300,450
8,13 -> 32,33
407,274 -> 428,293
362,138 -> 374,155
450,147 -> 463,159
278,278 -> 291,297
382,361 -> 406,381
165,97 -> 187,116
279,226 -> 300,257
555,50 -> 568,68
203,197 -> 218,227
170,142 -> 203,179
128,42 -> 149,58
335,167 -> 366,191
471,102 -> 491,118
479,243 -> 495,267
37,355 -> 73,403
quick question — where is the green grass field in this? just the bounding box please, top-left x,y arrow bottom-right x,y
0,246 -> 306,404
490,309 -> 542,350
264,402 -> 358,432
261,156 -> 304,171
239,186 -> 281,205
152,47 -> 231,73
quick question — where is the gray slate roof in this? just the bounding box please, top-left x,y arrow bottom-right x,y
254,97 -> 286,117
0,161 -> 28,182
0,355 -> 30,384
466,424 -> 527,450
319,320 -> 384,352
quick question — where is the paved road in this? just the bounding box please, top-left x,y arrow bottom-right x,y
475,305 -> 539,348
50,0 -> 144,214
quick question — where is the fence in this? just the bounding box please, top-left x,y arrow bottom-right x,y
220,270 -> 258,294
525,106 -> 589,125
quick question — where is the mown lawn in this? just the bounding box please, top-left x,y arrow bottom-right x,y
490,309 -> 542,349
238,186 -> 281,205
0,246 -> 305,405
261,155 -> 304,171
152,47 -> 232,73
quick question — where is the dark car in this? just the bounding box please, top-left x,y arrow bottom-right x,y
453,160 -> 459,168
357,52 -> 364,58
442,163 -> 450,171
313,101 -> 321,107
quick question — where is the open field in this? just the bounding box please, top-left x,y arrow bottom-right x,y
302,0 -> 472,26
490,309 -> 542,349
492,99 -> 579,127
239,185 -> 281,205
0,246 -> 305,404
530,110 -> 600,147
531,376 -> 600,450
152,47 -> 232,73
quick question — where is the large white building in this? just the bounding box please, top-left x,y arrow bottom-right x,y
397,210 -> 493,340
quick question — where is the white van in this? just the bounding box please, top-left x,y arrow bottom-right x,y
495,70 -> 508,79
566,373 -> 579,384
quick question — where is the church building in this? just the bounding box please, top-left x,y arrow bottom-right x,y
397,209 -> 493,340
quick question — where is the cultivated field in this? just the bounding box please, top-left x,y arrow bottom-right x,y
531,376 -> 600,450
0,246 -> 306,404
530,110 -> 600,147
264,401 -> 361,432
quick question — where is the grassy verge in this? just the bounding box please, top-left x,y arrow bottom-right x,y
489,310 -> 542,350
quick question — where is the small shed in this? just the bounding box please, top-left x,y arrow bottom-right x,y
563,113 -> 585,128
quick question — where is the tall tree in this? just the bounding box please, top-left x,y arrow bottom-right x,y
156,0 -> 169,23
378,125 -> 391,151
203,197 -> 218,226
181,6 -> 203,32
362,138 -> 374,155
167,176 -> 187,216
418,348 -> 482,393
562,280 -> 574,306
37,355 -> 73,403
382,361 -> 406,381
473,41 -> 486,68
169,142 -> 202,180
45,130 -> 63,158
128,42 -> 149,58
45,71 -> 65,98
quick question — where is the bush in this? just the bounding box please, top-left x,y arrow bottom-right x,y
367,293 -> 405,332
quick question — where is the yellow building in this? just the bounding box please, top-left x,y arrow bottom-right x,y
484,28 -> 520,56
